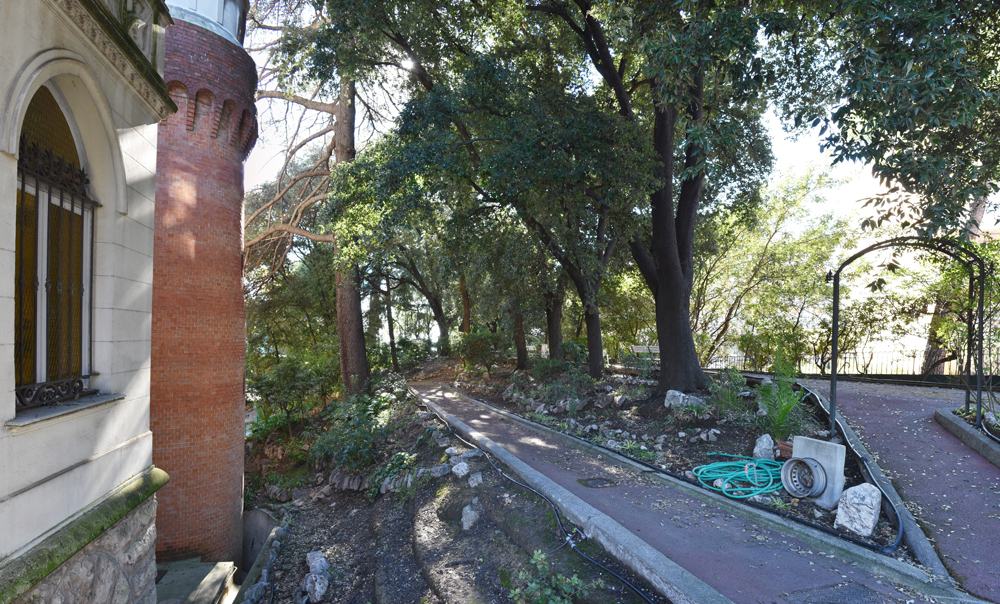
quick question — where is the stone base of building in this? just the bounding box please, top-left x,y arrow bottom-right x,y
1,468 -> 168,604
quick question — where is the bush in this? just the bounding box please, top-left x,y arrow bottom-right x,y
756,353 -> 808,442
247,355 -> 323,439
709,367 -> 749,418
559,342 -> 587,365
309,392 -> 391,470
510,551 -> 595,604
532,358 -> 566,381
455,330 -> 510,376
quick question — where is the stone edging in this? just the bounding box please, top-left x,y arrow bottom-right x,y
410,383 -> 733,604
934,408 -> 1000,470
411,381 -> 982,603
0,465 -> 169,604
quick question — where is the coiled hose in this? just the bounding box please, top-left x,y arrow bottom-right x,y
692,454 -> 784,499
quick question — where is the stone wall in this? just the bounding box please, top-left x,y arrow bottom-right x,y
13,497 -> 158,604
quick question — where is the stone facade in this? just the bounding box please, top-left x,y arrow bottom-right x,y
13,497 -> 159,604
150,15 -> 256,564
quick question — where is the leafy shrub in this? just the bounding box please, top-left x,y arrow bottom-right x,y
455,330 -> 510,376
247,355 -> 323,439
532,358 -> 566,381
756,354 -> 808,442
559,342 -> 587,365
710,367 -> 749,418
309,392 -> 392,470
620,351 -> 657,380
367,451 -> 417,499
510,551 -> 594,604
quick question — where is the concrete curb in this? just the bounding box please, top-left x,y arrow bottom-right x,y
409,383 -> 734,604
800,386 -> 954,585
934,408 -> 1000,470
410,381 -> 985,603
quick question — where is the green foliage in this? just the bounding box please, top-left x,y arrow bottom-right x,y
510,551 -> 593,604
559,343 -> 587,366
367,451 -> 417,499
619,440 -> 657,462
709,368 -> 750,419
756,354 -> 809,442
532,358 -> 566,382
455,330 -> 510,376
619,352 -> 658,381
534,365 -> 594,408
247,355 -> 325,439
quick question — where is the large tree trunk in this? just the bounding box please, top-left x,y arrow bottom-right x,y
544,273 -> 566,360
583,307 -> 604,379
333,79 -> 370,395
386,278 -> 400,373
336,261 -> 370,394
459,274 -> 471,333
514,313 -> 528,370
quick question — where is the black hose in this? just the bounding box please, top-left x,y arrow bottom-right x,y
428,408 -> 659,604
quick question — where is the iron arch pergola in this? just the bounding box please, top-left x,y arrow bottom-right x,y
827,236 -> 988,436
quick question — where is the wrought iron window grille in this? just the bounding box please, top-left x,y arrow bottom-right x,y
15,135 -> 100,411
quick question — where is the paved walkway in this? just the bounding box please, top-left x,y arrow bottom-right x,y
800,379 -> 1000,603
410,381 -> 971,604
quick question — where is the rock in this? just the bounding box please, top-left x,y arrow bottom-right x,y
430,464 -> 451,478
594,394 -> 613,409
463,449 -> 483,459
302,573 -> 329,603
834,484 -> 882,537
502,383 -> 516,401
812,429 -> 831,438
664,390 -> 686,409
985,411 -> 998,428
306,551 -> 329,575
461,504 -> 480,530
452,462 -> 471,478
655,434 -> 667,443
684,471 -> 696,481
756,407 -> 768,417
468,472 -> 483,488
747,494 -> 772,504
753,434 -> 775,460
813,509 -> 824,519
699,432 -> 709,441
266,484 -> 291,503
436,438 -> 451,448
614,395 -> 629,408
708,433 -> 718,442
760,377 -> 773,386
678,431 -> 686,438
687,394 -> 705,406
654,444 -> 663,451
445,447 -> 461,456
605,440 -> 619,449
449,456 -> 464,465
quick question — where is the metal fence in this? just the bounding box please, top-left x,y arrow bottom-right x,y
704,350 -> 965,377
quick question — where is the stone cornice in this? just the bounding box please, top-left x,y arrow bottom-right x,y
45,0 -> 177,119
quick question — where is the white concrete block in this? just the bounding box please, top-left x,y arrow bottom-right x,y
792,436 -> 846,509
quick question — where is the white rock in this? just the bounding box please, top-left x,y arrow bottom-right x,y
302,573 -> 329,603
445,447 -> 461,456
834,484 -> 882,537
747,494 -> 772,504
753,434 -> 775,460
452,462 -> 471,478
430,464 -> 451,478
678,431 -> 686,438
306,551 -> 329,575
665,390 -> 686,409
985,411 -> 998,428
461,504 -> 480,530
760,377 -> 773,386
468,472 -> 483,488
684,471 -> 696,481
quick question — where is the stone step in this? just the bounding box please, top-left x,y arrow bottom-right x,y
156,558 -> 236,604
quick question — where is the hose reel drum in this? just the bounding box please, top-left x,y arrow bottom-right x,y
781,457 -> 827,498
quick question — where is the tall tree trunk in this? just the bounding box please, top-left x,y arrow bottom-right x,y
336,261 -> 370,394
583,307 -> 604,379
386,278 -> 400,373
333,79 -> 370,395
544,273 -> 566,360
459,274 -> 471,333
514,313 -> 528,370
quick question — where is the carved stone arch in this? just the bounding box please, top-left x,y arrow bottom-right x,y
1,49 -> 127,214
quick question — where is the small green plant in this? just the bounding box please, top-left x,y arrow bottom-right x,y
309,393 -> 391,470
709,367 -> 749,418
510,551 -> 592,604
367,451 -> 417,499
756,353 -> 808,442
247,355 -> 323,439
455,330 -> 510,376
532,358 -> 566,381
619,439 -> 656,462
559,342 -> 587,366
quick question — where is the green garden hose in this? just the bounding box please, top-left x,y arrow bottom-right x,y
692,454 -> 784,499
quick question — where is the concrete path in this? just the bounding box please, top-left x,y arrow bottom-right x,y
410,381 -> 974,604
800,379 -> 1000,603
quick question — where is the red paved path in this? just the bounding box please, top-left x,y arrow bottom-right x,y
801,379 -> 1000,602
412,382 -> 931,604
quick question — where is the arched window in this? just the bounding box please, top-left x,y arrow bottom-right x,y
15,85 -> 97,409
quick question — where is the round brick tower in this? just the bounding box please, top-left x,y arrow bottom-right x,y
151,0 -> 257,564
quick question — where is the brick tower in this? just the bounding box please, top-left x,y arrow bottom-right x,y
151,0 -> 257,564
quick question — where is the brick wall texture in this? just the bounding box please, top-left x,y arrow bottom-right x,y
150,19 -> 257,565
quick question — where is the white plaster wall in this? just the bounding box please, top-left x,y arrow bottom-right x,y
0,0 -> 163,561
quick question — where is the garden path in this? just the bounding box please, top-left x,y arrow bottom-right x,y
800,379 -> 1000,603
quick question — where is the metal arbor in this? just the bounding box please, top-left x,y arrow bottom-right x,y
827,236 -> 988,436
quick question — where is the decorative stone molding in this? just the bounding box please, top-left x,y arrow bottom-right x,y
44,0 -> 177,120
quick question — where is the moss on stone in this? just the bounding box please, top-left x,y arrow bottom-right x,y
0,467 -> 169,604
